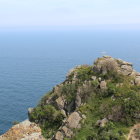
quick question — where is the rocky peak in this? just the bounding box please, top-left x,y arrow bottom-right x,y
93,56 -> 134,76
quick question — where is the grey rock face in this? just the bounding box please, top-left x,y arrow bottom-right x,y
28,108 -> 33,121
55,131 -> 64,140
100,81 -> 107,90
93,57 -> 118,74
93,56 -> 134,77
67,112 -> 82,129
75,94 -> 81,108
120,65 -> 133,75
62,126 -> 73,138
55,97 -> 65,110
135,76 -> 140,86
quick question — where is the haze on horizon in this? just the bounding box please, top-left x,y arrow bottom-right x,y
0,0 -> 140,30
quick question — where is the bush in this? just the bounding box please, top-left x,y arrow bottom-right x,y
122,92 -> 140,125
61,83 -> 77,103
76,65 -> 94,81
30,105 -> 64,138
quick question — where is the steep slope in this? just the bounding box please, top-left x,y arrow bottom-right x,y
1,56 -> 140,140
28,56 -> 140,140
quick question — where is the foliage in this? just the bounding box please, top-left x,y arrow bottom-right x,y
30,105 -> 64,138
61,83 -> 78,103
30,60 -> 140,139
75,65 -> 95,81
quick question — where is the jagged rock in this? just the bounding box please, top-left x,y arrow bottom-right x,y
120,65 -> 133,75
0,120 -> 45,140
75,94 -> 81,108
55,131 -> 64,140
128,124 -> 140,140
135,76 -> 140,86
93,56 -> 134,76
96,118 -> 108,127
67,112 -> 82,129
55,96 -> 65,109
100,80 -> 107,90
62,126 -> 73,138
21,133 -> 45,140
93,56 -> 118,74
28,108 -> 33,120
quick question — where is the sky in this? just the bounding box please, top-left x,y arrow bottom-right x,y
0,0 -> 140,30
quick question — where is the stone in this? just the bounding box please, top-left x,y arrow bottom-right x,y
75,94 -> 81,108
0,120 -> 45,140
28,108 -> 33,121
67,112 -> 82,129
128,124 -> 140,140
117,59 -> 132,66
135,76 -> 140,86
91,76 -> 96,81
55,131 -> 64,140
96,118 -> 108,127
120,65 -> 133,75
100,81 -> 107,90
56,96 -> 65,109
93,57 -> 118,74
62,126 -> 73,138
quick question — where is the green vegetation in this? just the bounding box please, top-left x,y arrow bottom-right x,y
30,105 -> 64,138
29,60 -> 140,140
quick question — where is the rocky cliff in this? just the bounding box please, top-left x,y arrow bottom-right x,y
1,56 -> 140,140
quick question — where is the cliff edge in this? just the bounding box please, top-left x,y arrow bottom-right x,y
1,56 -> 140,140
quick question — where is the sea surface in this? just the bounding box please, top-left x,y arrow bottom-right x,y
0,30 -> 140,134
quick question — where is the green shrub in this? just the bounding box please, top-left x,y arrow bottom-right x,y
76,65 -> 95,81
61,83 -> 77,103
30,105 -> 64,138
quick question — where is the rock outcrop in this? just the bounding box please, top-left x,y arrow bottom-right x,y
0,120 -> 45,140
1,56 -> 140,140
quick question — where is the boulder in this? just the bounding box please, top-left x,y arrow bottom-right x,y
75,94 -> 81,108
93,56 -> 118,74
28,108 -> 33,121
100,81 -> 107,90
62,126 -> 73,138
128,124 -> 140,140
135,76 -> 140,86
120,65 -> 133,75
67,112 -> 82,129
55,131 -> 64,140
0,120 -> 45,140
55,96 -> 65,109
96,118 -> 108,127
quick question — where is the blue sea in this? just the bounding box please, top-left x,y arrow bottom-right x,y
0,30 -> 140,134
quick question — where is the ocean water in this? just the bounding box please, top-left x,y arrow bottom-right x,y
0,30 -> 140,134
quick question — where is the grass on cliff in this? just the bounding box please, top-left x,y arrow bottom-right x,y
71,82 -> 140,140
30,65 -> 140,140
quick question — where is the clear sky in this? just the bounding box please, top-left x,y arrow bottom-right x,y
0,0 -> 140,30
